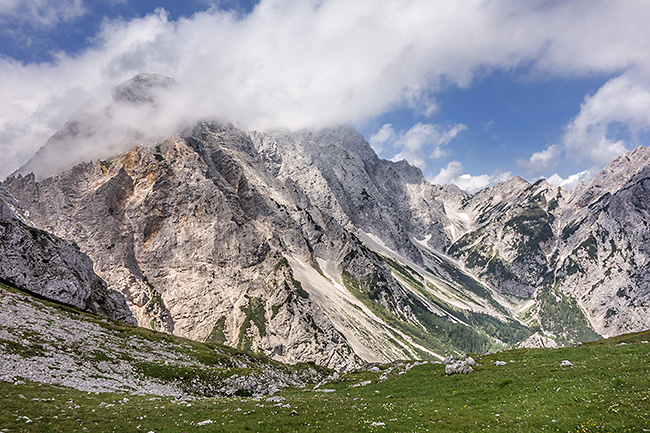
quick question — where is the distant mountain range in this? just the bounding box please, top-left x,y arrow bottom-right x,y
2,74 -> 649,370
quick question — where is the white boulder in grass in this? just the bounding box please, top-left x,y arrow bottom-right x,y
445,360 -> 473,375
560,360 -> 573,367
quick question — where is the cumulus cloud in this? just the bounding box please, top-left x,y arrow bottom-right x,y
2,0 -> 650,178
429,160 -> 511,193
388,122 -> 467,169
519,144 -> 562,175
521,72 -> 650,179
368,123 -> 396,155
0,0 -> 86,26
547,169 -> 593,190
429,160 -> 464,185
562,73 -> 650,166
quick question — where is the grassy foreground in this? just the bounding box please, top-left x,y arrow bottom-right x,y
2,329 -> 649,432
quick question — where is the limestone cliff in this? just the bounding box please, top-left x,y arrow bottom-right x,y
5,74 -> 650,367
0,186 -> 134,323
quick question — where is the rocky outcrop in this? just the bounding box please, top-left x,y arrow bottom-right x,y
517,333 -> 558,349
0,284 -> 325,397
0,186 -> 134,323
444,356 -> 475,375
553,164 -> 650,338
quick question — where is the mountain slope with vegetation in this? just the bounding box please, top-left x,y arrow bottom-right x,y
0,281 -> 328,399
1,278 -> 648,432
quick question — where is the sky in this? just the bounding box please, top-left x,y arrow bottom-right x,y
1,0 -> 650,192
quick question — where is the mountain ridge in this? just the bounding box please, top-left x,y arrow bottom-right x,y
2,74 -> 650,369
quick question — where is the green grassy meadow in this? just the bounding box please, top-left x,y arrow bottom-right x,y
2,329 -> 649,432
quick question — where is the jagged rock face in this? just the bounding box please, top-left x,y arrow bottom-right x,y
444,148 -> 650,342
6,122 -> 426,369
447,177 -> 560,298
554,165 -> 650,337
0,186 -> 134,323
569,146 -> 650,209
251,128 -> 451,263
5,74 -> 650,363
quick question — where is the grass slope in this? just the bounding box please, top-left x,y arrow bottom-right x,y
0,281 -> 327,400
1,283 -> 649,432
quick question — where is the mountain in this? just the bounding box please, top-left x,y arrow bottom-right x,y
446,147 -> 650,343
13,73 -> 180,181
3,74 -> 650,369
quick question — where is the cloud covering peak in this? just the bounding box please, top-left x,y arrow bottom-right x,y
2,0 -> 650,179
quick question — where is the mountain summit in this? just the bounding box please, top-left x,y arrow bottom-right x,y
111,73 -> 178,106
13,73 -> 180,181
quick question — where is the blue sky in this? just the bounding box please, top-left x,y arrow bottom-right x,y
1,1 -> 649,192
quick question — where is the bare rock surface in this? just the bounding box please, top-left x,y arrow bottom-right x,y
445,360 -> 473,375
517,333 -> 558,349
0,284 -> 325,397
0,186 -> 133,323
5,121 -> 411,370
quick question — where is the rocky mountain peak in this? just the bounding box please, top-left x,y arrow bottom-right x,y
5,70 -> 650,369
111,73 -> 178,105
570,145 -> 650,207
13,73 -> 180,181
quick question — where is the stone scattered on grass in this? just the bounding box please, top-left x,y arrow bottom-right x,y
494,361 -> 507,366
445,360 -> 473,375
196,419 -> 213,426
265,396 -> 285,403
560,360 -> 573,367
350,380 -> 372,388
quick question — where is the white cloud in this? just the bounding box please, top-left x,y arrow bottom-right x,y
547,169 -> 593,190
388,123 -> 466,169
453,171 -> 512,194
429,160 -> 463,185
562,73 -> 650,166
519,144 -> 562,175
429,160 -> 511,193
2,0 -> 650,178
522,72 -> 650,175
368,123 -> 395,154
0,0 -> 85,26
